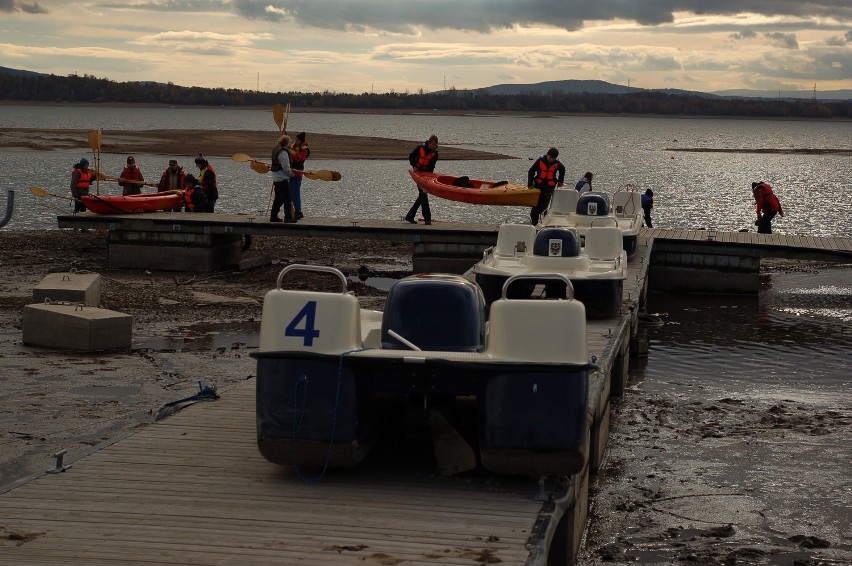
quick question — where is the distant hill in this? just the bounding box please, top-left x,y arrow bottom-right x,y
461,79 -> 849,102
0,66 -> 48,78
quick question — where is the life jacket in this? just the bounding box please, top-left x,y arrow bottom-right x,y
75,169 -> 93,189
184,184 -> 208,212
413,144 -> 437,172
159,169 -> 185,192
291,142 -> 310,170
271,146 -> 287,172
534,158 -> 560,188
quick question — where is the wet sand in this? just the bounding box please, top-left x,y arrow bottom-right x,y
0,128 -> 513,161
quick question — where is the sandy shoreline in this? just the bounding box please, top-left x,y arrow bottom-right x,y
0,127 -> 514,161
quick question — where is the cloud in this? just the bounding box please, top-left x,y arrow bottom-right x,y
0,0 -> 47,13
730,30 -> 757,40
764,32 -> 799,49
847,30 -> 852,42
226,0 -> 852,32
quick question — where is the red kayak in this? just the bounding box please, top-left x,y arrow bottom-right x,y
81,192 -> 183,214
409,171 -> 539,207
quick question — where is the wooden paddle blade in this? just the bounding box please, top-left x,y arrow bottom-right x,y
301,170 -> 341,182
273,104 -> 284,131
87,130 -> 101,151
29,186 -> 49,197
250,160 -> 271,174
231,152 -> 253,163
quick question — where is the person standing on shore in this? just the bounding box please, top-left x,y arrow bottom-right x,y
270,134 -> 297,223
288,132 -> 310,220
641,189 -> 654,227
404,134 -> 439,226
118,156 -> 144,196
575,172 -> 593,193
752,181 -> 783,234
70,158 -> 95,213
194,154 -> 218,212
181,174 -> 209,212
158,160 -> 184,192
528,147 -> 565,224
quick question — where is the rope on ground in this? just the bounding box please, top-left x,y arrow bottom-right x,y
154,381 -> 220,421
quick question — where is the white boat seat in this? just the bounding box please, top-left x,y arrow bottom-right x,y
613,190 -> 640,216
259,289 -> 362,354
585,226 -> 622,260
495,224 -> 536,256
548,189 -> 579,215
487,298 -> 587,364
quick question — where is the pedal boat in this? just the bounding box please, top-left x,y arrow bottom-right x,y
472,223 -> 627,318
539,187 -> 642,256
252,265 -> 592,477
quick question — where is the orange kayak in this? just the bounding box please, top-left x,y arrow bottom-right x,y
409,171 -> 539,207
81,192 -> 183,214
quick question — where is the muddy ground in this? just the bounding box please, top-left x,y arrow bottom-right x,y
1,230 -> 850,565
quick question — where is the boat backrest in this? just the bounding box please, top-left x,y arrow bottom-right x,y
259,289 -> 362,354
576,192 -> 610,216
613,190 -> 640,216
549,189 -> 579,215
584,226 -> 622,260
495,224 -> 536,256
487,298 -> 587,364
533,227 -> 580,257
381,274 -> 486,352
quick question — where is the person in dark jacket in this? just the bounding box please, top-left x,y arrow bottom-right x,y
528,147 -> 565,224
270,134 -> 296,223
641,189 -> 654,228
288,132 -> 310,219
404,135 -> 438,225
194,154 -> 218,212
182,174 -> 209,213
118,155 -> 144,196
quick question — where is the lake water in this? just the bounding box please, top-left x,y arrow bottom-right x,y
2,104 -> 851,236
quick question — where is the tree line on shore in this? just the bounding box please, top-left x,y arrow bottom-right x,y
2,71 -> 850,119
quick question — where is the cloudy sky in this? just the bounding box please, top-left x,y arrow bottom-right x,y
2,0 -> 851,94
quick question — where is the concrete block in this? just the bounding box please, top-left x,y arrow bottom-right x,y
23,303 -> 132,351
33,272 -> 101,306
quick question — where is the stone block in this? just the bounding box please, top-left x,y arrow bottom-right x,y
22,303 -> 132,351
32,272 -> 101,306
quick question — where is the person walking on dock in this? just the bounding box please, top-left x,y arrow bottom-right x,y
641,189 -> 654,228
752,181 -> 783,234
528,147 -> 565,225
270,135 -> 297,223
405,134 -> 439,226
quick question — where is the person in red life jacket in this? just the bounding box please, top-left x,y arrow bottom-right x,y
528,147 -> 565,224
288,132 -> 310,219
752,181 -> 784,234
194,153 -> 218,212
404,134 -> 439,225
118,155 -> 144,196
70,157 -> 95,213
181,174 -> 209,213
270,134 -> 297,223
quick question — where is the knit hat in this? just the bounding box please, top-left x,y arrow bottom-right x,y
79,158 -> 89,166
194,153 -> 207,164
168,159 -> 178,166
127,155 -> 135,163
296,132 -> 306,142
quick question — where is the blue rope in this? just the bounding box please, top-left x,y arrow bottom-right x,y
292,348 -> 370,483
